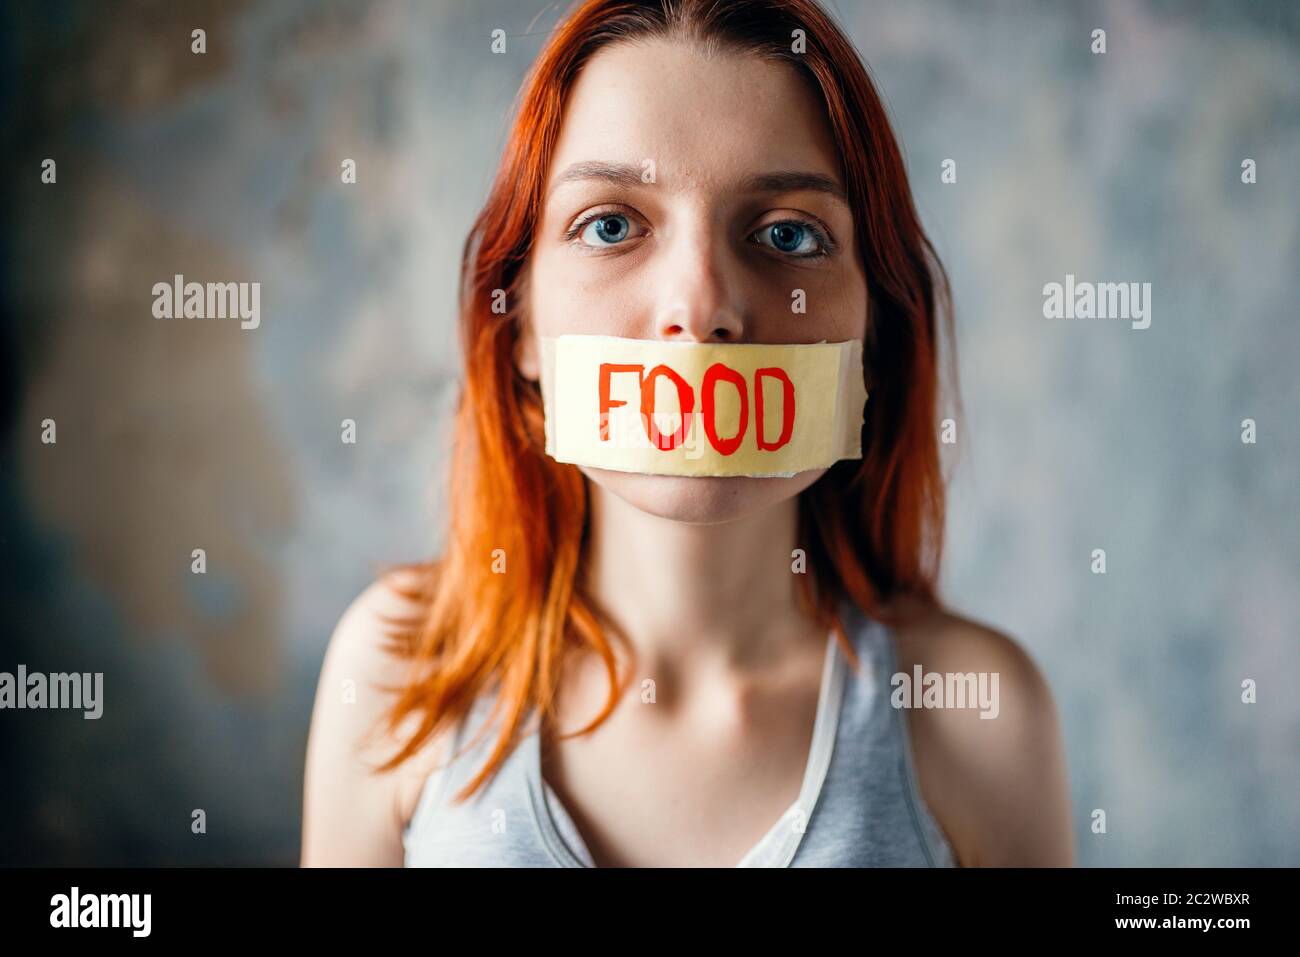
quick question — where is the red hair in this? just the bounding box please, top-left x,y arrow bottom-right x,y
372,0 -> 957,802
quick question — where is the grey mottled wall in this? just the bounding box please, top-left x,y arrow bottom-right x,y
1,0 -> 1296,865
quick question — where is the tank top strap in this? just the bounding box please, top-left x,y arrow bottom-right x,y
811,596 -> 957,867
401,685 -> 518,853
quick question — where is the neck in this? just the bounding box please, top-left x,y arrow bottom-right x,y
582,480 -> 825,676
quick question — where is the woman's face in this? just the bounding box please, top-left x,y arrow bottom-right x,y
518,38 -> 868,525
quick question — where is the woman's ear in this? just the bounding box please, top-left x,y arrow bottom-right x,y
509,268 -> 541,382
514,328 -> 540,382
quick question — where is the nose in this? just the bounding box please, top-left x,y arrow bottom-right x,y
653,222 -> 747,343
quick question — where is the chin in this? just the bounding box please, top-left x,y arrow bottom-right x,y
581,465 -> 826,525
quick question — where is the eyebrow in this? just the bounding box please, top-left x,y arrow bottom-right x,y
547,162 -> 849,207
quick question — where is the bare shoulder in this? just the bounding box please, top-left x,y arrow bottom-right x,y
301,565 -> 450,866
883,596 -> 1075,867
318,566 -> 431,732
329,566 -> 429,666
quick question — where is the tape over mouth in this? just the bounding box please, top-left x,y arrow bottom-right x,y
539,334 -> 868,478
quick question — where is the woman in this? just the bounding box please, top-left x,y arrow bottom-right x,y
302,0 -> 1074,867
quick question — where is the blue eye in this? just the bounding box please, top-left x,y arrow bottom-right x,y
755,220 -> 826,257
578,213 -> 634,246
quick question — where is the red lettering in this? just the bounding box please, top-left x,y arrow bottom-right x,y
598,363 -> 643,441
701,363 -> 748,456
597,358 -> 797,455
640,364 -> 695,450
754,367 -> 795,451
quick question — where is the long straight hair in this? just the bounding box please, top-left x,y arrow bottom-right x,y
373,0 -> 957,803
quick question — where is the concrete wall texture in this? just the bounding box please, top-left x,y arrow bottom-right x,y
1,0 -> 1296,865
